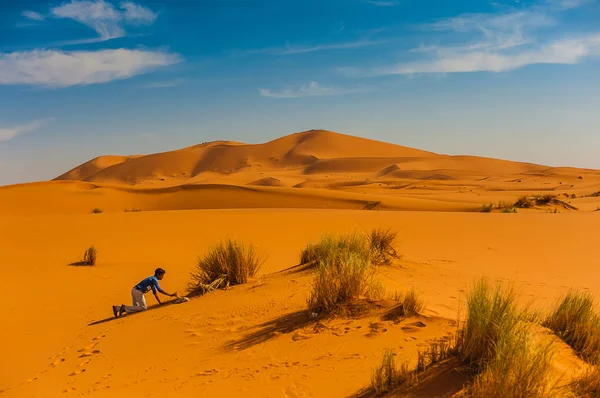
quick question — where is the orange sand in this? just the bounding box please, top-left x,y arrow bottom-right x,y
1,130 -> 599,397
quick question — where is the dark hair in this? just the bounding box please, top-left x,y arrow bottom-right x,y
155,268 -> 166,276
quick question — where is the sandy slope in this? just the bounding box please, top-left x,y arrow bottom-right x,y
1,209 -> 598,397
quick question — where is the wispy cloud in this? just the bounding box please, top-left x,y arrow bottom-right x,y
247,39 -> 387,55
22,11 -> 45,21
0,49 -> 180,87
50,0 -> 157,42
359,1 -> 600,76
365,1 -> 398,6
0,119 -> 53,142
260,81 -> 370,99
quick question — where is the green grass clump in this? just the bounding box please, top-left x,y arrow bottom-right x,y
543,291 -> 600,364
300,233 -> 370,266
456,279 -> 521,372
300,229 -> 399,267
82,246 -> 97,265
190,239 -> 265,294
469,329 -> 557,397
307,251 -> 376,314
456,279 -> 559,397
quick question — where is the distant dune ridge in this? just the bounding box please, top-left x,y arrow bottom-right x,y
0,129 -> 598,214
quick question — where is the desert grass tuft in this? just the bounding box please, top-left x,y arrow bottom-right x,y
299,233 -> 370,266
543,291 -> 600,364
363,201 -> 381,210
401,288 -> 425,316
190,239 -> 265,295
469,327 -> 558,398
456,279 -> 521,372
371,349 -> 416,394
91,208 -> 103,214
481,203 -> 493,213
82,246 -> 97,265
307,252 -> 375,314
368,228 -> 399,266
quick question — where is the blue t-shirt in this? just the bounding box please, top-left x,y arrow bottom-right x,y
135,276 -> 167,295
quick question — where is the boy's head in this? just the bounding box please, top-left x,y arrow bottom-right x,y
155,268 -> 166,280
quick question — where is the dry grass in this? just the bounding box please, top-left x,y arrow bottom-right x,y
363,201 -> 381,210
307,251 -> 376,314
299,233 -> 370,266
480,203 -> 493,213
190,239 -> 265,295
368,228 -> 399,266
417,338 -> 454,372
82,246 -> 97,265
543,291 -> 600,364
371,349 -> 416,394
469,328 -> 557,398
455,279 -> 560,397
300,229 -> 399,267
456,279 -> 521,372
401,288 -> 425,317
570,367 -> 600,397
90,208 -> 103,214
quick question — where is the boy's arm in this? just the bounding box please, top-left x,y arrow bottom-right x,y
155,280 -> 178,298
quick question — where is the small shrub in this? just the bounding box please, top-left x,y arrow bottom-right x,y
515,196 -> 533,208
83,246 -> 97,265
368,228 -> 399,266
571,194 -> 577,199
124,208 -> 142,212
190,239 -> 265,294
543,291 -> 600,364
363,201 -> 381,210
91,208 -> 103,214
307,252 -> 375,314
481,203 -> 493,212
570,367 -> 600,397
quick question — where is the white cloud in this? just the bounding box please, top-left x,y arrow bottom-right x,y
361,2 -> 600,76
0,49 -> 180,87
0,119 -> 52,142
22,11 -> 45,21
260,81 -> 370,99
379,36 -> 599,74
120,1 -> 158,23
51,0 -> 157,41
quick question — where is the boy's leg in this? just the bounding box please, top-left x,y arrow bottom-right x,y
122,288 -> 148,314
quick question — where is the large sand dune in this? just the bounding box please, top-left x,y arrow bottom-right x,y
2,130 -> 599,214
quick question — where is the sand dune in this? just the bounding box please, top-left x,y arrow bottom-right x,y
2,209 -> 599,397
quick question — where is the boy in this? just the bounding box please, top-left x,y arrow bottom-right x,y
113,268 -> 178,317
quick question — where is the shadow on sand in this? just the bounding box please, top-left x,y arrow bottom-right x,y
224,310 -> 318,351
349,358 -> 470,398
87,298 -> 183,326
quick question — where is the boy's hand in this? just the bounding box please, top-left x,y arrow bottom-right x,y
171,292 -> 179,298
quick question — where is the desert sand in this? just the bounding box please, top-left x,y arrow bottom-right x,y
1,130 -> 599,397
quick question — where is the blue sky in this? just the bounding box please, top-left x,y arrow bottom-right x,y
1,0 -> 599,185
